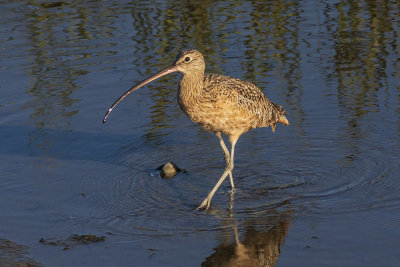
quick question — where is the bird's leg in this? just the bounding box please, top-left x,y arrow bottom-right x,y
216,132 -> 234,189
197,139 -> 237,210
216,132 -> 230,163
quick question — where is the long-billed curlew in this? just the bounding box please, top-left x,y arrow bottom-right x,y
103,49 -> 289,210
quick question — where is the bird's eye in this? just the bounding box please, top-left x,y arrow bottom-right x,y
184,56 -> 191,62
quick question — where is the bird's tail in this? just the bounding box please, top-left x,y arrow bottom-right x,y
279,114 -> 289,125
272,102 -> 290,125
269,103 -> 289,132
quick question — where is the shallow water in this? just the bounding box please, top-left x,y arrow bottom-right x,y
1,1 -> 399,266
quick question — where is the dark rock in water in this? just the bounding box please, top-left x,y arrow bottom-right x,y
69,234 -> 105,244
157,162 -> 182,178
39,234 -> 106,250
0,238 -> 43,266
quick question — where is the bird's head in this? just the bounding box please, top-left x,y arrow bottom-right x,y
173,49 -> 205,75
102,49 -> 205,123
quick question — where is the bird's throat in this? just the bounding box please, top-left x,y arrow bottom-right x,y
178,72 -> 204,105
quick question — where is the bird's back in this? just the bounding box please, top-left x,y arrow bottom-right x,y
201,73 -> 289,133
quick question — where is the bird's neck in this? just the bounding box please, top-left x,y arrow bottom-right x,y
178,71 -> 204,101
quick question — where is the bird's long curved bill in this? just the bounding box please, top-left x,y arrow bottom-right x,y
103,65 -> 179,123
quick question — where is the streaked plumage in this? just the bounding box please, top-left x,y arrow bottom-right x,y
175,50 -> 288,141
103,49 -> 289,210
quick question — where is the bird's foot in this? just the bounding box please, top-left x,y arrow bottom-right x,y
197,198 -> 211,210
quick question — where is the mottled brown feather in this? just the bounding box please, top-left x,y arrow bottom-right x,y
174,49 -> 289,140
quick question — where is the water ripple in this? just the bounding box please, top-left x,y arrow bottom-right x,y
72,131 -> 400,237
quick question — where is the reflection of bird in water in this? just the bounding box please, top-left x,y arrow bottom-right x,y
202,192 -> 290,266
103,49 -> 289,209
202,218 -> 290,267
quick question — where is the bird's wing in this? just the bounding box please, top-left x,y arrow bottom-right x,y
204,73 -> 270,107
203,73 -> 288,129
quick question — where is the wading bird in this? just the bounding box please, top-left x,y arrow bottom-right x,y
103,49 -> 289,210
